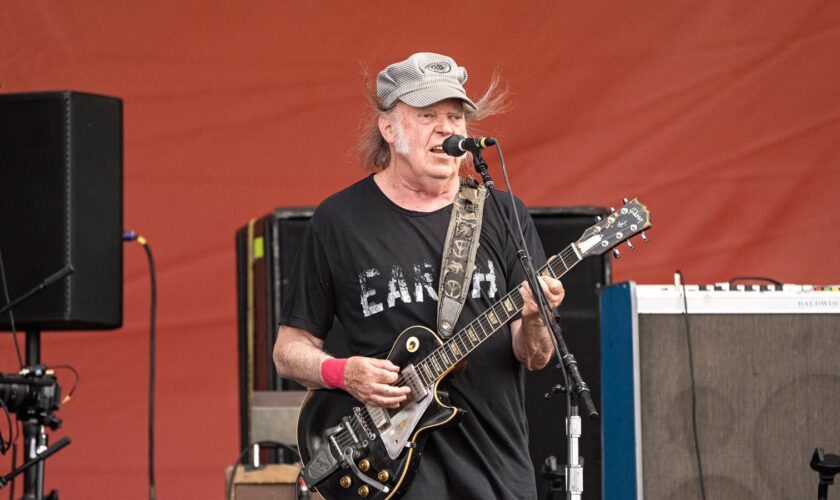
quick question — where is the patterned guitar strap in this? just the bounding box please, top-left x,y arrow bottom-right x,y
437,178 -> 487,338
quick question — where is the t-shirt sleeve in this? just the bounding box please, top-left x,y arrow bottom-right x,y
278,219 -> 335,339
505,196 -> 548,288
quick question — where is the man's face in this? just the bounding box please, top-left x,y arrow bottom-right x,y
383,99 -> 468,181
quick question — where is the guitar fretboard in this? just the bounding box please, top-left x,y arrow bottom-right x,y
412,244 -> 582,388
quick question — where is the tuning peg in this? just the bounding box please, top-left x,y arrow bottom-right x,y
623,198 -> 629,204
626,240 -> 635,250
641,231 -> 649,243
612,249 -> 620,259
595,216 -> 602,222
609,207 -> 616,214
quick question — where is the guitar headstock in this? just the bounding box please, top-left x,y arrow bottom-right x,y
575,198 -> 651,258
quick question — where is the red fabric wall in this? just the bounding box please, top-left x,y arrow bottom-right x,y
1,1 -> 838,497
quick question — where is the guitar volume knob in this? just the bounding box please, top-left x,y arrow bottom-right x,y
340,475 -> 352,488
358,459 -> 371,472
358,485 -> 370,497
378,470 -> 390,482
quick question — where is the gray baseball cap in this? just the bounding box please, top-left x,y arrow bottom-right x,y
377,52 -> 478,111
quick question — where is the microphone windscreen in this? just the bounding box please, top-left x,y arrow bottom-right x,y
442,135 -> 466,157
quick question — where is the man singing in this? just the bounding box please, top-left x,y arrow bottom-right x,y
274,52 -> 564,499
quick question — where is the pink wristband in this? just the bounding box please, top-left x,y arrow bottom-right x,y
321,358 -> 347,390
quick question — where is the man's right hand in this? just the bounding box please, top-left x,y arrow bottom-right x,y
343,357 -> 411,409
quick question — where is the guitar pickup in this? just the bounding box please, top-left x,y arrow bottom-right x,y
401,364 -> 428,401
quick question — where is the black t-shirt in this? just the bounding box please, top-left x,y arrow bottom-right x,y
280,175 -> 547,499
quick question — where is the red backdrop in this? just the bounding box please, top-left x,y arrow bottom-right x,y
1,1 -> 839,497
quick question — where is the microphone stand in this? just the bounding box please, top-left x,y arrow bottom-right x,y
0,437 -> 71,491
471,149 -> 597,500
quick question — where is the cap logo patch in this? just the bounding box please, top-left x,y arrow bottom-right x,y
425,62 -> 451,73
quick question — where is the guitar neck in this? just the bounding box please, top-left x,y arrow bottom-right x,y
413,244 -> 583,386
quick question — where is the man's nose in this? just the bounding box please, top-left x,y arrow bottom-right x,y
435,116 -> 455,134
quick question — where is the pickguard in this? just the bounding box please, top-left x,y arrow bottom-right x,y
377,394 -> 435,459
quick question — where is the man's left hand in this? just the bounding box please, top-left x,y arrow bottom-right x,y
519,276 -> 564,324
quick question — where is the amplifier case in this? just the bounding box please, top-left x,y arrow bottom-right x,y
601,282 -> 840,500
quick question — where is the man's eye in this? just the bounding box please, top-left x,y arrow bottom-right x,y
450,115 -> 464,121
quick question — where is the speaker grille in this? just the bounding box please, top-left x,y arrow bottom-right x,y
638,313 -> 840,500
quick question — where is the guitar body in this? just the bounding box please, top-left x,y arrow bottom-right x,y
297,325 -> 462,499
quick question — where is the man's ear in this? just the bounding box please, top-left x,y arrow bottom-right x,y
379,112 -> 395,144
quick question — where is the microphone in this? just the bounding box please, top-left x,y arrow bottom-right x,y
441,135 -> 497,157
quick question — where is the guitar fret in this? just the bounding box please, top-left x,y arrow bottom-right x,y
430,356 -> 441,373
480,316 -> 493,335
438,349 -> 450,369
450,342 -> 461,359
477,317 -> 490,337
503,297 -> 515,313
466,326 -> 479,344
422,362 -> 433,381
473,320 -> 485,340
559,249 -> 579,275
455,334 -> 469,356
495,302 -> 511,322
415,368 -> 428,388
439,347 -> 451,366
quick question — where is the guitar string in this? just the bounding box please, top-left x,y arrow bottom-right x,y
333,245 -> 584,450
386,245 -> 578,391
333,224 -> 640,448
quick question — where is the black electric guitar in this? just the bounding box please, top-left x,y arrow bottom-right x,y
297,198 -> 651,499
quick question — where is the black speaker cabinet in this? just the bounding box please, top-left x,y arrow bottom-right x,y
601,282 -> 840,500
0,91 -> 123,330
236,206 -> 610,497
526,208 -> 610,500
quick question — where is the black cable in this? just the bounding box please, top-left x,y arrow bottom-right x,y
0,247 -> 24,369
9,442 -> 16,500
728,276 -> 783,287
676,270 -> 707,500
124,231 -> 157,500
49,365 -> 80,405
493,143 -> 574,420
226,444 -> 253,500
0,245 -> 23,500
141,240 -> 157,500
226,441 -> 300,500
0,398 -> 12,455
